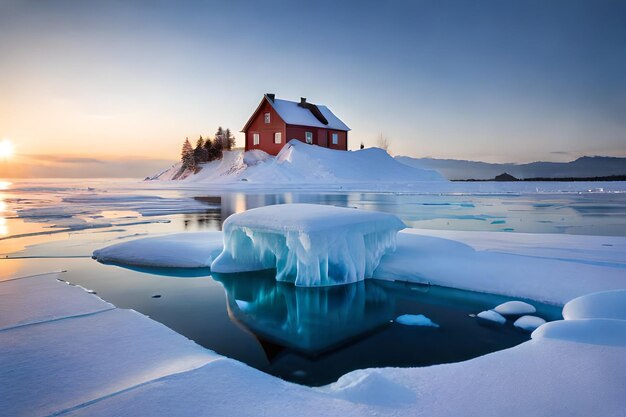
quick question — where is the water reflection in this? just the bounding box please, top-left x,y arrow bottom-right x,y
183,191 -> 626,235
213,271 -> 394,355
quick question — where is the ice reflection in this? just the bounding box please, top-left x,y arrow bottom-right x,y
214,271 -> 394,355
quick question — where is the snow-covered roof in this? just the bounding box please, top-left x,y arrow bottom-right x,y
269,98 -> 351,131
242,95 -> 350,132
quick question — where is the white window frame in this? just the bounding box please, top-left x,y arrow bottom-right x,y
274,132 -> 282,144
305,131 -> 313,144
253,133 -> 260,146
332,132 -> 339,145
264,112 -> 270,124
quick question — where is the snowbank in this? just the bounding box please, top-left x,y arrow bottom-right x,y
149,140 -> 444,188
93,232 -> 223,268
562,289 -> 626,320
374,229 -> 626,305
211,204 -> 405,286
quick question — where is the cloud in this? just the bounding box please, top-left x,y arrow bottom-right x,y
2,156 -> 175,178
549,151 -> 571,155
21,154 -> 106,164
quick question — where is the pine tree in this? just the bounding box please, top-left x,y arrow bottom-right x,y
181,137 -> 195,170
360,141 -> 365,149
194,135 -> 208,164
215,126 -> 225,149
196,135 -> 205,149
224,128 -> 235,150
212,135 -> 224,160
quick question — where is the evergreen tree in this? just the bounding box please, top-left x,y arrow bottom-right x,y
196,135 -> 205,149
203,137 -> 218,161
181,137 -> 195,170
212,135 -> 224,160
194,135 -> 208,163
360,141 -> 365,149
215,126 -> 225,149
224,128 -> 235,150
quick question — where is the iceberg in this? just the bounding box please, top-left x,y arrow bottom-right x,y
211,204 -> 406,286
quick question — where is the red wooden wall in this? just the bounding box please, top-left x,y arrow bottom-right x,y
244,100 -> 286,155
244,98 -> 349,155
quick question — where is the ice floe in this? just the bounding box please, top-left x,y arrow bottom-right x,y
494,301 -> 536,316
395,314 -> 440,327
211,204 -> 405,286
374,229 -> 626,305
93,232 -> 223,268
513,315 -> 546,332
477,310 -> 506,324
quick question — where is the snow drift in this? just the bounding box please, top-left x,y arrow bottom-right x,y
148,140 -> 444,186
211,204 -> 406,286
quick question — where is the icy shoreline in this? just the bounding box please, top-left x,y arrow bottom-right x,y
2,272 -> 625,416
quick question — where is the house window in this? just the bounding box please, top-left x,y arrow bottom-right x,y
264,112 -> 270,124
253,133 -> 260,145
274,132 -> 282,144
332,133 -> 339,145
305,131 -> 313,144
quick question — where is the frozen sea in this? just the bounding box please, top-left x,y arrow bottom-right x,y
1,178 -> 625,385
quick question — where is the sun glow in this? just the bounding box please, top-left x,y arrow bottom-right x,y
0,139 -> 15,160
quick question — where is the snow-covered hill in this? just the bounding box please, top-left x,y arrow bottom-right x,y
148,140 -> 444,187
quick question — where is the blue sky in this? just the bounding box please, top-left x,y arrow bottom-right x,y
0,0 -> 625,176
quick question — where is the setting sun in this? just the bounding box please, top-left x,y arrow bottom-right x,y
0,139 -> 15,160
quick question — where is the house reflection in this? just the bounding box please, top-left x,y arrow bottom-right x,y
213,271 -> 394,356
214,192 -> 352,225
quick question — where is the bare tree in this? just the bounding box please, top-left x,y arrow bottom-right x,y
376,133 -> 391,152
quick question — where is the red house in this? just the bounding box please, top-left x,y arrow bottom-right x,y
242,94 -> 351,155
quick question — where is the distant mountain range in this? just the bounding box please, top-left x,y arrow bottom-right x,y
395,156 -> 626,180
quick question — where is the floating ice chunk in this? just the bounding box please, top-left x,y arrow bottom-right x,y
93,232 -> 223,268
395,314 -> 439,327
532,319 -> 626,347
477,310 -> 506,324
494,301 -> 536,316
562,289 -> 626,320
211,204 -> 405,286
513,315 -> 546,332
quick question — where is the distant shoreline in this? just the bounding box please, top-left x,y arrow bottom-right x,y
453,175 -> 626,182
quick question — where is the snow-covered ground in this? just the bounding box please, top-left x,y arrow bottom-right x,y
149,140 -> 445,187
2,272 -> 624,416
145,141 -> 626,195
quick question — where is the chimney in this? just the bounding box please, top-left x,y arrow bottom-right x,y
266,93 -> 275,102
300,97 -> 307,106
